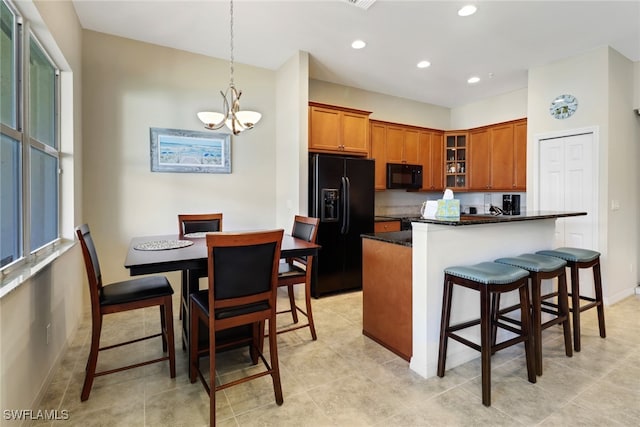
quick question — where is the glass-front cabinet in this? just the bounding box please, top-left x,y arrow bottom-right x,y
445,133 -> 467,189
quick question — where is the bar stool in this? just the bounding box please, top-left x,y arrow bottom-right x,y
536,248 -> 606,352
437,262 -> 536,406
494,254 -> 572,375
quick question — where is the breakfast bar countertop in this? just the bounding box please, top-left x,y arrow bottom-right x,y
406,210 -> 586,226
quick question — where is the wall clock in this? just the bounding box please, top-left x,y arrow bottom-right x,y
549,94 -> 578,119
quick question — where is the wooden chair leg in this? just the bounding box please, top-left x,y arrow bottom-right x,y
209,320 -> 216,427
81,314 -> 102,401
437,275 -> 453,378
287,285 -> 298,323
480,286 -> 492,406
189,300 -> 199,383
160,305 -> 167,352
304,280 -> 317,340
268,316 -> 284,405
593,261 -> 606,338
164,297 -> 176,378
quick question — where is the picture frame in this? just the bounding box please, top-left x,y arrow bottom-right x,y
150,127 -> 231,173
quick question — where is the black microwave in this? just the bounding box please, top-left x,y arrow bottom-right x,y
386,163 -> 423,189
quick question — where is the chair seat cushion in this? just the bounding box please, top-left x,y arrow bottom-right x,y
445,262 -> 529,285
100,276 -> 173,306
495,253 -> 567,272
190,290 -> 270,320
536,247 -> 600,263
278,262 -> 305,279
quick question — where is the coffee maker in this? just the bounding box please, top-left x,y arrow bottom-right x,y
502,194 -> 521,215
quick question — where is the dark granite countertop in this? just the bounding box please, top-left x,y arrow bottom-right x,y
374,216 -> 402,222
362,230 -> 412,247
363,211 -> 586,247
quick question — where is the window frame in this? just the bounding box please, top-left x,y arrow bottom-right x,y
1,0 -> 61,277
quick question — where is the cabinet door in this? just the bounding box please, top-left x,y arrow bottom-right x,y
513,120 -> 527,190
370,123 -> 387,191
374,221 -> 401,233
431,132 -> 444,190
341,111 -> 369,154
469,128 -> 490,190
403,129 -> 420,164
419,131 -> 444,191
309,106 -> 341,151
489,124 -> 515,190
385,125 -> 405,163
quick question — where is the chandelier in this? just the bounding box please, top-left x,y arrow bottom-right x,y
197,0 -> 261,135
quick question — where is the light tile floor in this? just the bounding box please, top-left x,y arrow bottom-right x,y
34,288 -> 640,426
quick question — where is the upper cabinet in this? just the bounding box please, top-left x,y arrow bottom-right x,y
309,102 -> 371,156
444,133 -> 468,190
420,130 -> 444,191
369,120 -> 444,192
468,119 -> 526,191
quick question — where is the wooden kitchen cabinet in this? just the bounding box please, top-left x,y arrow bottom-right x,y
309,102 -> 371,156
420,130 -> 444,191
444,132 -> 467,190
513,119 -> 527,190
370,122 -> 387,190
374,220 -> 401,233
468,120 -> 525,191
385,125 -> 420,165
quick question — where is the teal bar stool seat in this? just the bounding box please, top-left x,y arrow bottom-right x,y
536,248 -> 605,352
495,254 -> 572,376
437,262 -> 536,406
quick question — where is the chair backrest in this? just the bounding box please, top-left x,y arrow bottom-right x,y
178,213 -> 223,236
206,230 -> 283,323
291,215 -> 319,244
75,224 -> 103,308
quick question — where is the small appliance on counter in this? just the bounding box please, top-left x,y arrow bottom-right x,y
502,194 -> 521,215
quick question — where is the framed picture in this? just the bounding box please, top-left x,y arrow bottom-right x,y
150,127 -> 231,173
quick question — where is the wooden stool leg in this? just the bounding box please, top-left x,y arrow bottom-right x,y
164,297 -> 176,378
519,284 -> 536,384
490,293 -> 500,354
437,275 -> 453,378
558,271 -> 573,358
304,281 -> 317,340
480,286 -> 492,406
593,261 -> 606,338
530,275 -> 543,376
569,264 -> 582,352
160,305 -> 167,352
81,314 -> 102,401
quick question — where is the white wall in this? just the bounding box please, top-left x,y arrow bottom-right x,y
450,88 -> 528,130
528,47 -> 639,303
0,0 -> 85,419
309,79 -> 450,129
634,61 -> 640,110
82,31 -> 278,284
275,51 -> 309,231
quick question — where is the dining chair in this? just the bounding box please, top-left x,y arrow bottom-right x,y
276,215 -> 319,340
75,224 -> 175,401
189,229 -> 284,426
177,213 -> 223,321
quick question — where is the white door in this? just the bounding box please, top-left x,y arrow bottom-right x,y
539,132 -> 597,250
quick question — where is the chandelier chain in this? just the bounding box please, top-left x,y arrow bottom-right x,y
229,0 -> 234,86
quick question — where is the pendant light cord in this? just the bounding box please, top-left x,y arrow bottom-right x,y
229,0 -> 234,87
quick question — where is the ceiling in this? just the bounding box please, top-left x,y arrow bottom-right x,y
71,0 -> 640,108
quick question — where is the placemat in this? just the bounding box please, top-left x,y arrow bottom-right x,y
183,232 -> 207,238
134,240 -> 194,251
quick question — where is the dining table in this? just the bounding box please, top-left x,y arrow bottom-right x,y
124,232 -> 321,360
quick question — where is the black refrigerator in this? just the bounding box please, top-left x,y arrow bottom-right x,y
309,154 -> 375,297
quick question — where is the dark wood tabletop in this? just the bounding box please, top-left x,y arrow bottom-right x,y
125,232 -> 320,276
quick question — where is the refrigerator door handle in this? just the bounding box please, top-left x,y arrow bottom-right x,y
341,176 -> 351,234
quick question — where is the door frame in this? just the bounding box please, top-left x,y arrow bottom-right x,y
530,126 -> 600,251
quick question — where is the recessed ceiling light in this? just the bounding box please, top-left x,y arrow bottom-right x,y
467,76 -> 480,84
351,39 -> 366,49
417,60 -> 431,69
458,5 -> 477,17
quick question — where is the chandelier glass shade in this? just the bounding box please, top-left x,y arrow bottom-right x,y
197,0 -> 260,135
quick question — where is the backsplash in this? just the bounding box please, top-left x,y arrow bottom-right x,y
375,190 -> 526,216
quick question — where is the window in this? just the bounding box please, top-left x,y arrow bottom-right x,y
1,0 -> 60,271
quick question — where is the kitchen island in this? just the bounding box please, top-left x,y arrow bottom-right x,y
362,211 -> 586,379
